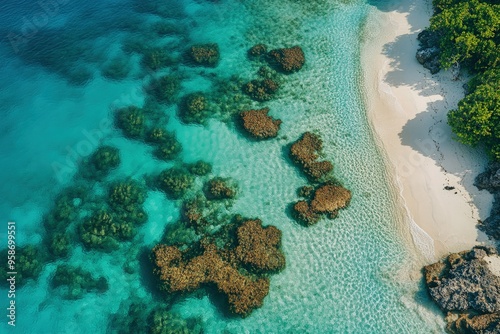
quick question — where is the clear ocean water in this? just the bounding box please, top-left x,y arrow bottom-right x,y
0,0 -> 446,332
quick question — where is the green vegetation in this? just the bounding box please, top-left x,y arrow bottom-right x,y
430,0 -> 499,71
448,69 -> 500,159
429,0 -> 500,159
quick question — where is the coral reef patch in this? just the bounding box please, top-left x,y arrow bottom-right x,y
292,182 -> 351,226
242,79 -> 279,102
239,108 -> 282,139
152,218 -> 285,317
185,44 -> 220,67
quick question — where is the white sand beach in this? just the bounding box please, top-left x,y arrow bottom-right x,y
362,0 -> 494,261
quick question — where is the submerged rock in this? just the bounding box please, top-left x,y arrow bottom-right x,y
141,47 -> 175,70
110,302 -> 203,334
310,183 -> 352,215
424,246 -> 500,333
186,43 -> 220,67
239,108 -> 282,139
148,308 -> 203,334
148,75 -> 181,104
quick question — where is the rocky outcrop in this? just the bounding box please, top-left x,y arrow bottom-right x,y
416,29 -> 441,74
151,219 -> 285,317
292,182 -> 351,226
267,46 -> 305,73
475,162 -> 500,192
424,246 -> 500,333
239,108 -> 282,139
416,47 -> 440,73
475,163 -> 500,241
289,132 -> 333,182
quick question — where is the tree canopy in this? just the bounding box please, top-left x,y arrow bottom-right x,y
430,0 -> 500,71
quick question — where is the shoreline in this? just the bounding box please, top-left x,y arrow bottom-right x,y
361,0 -> 493,261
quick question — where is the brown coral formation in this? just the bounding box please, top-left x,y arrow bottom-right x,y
186,44 -> 219,67
239,108 -> 282,139
290,132 -> 333,182
310,184 -> 351,214
268,46 -> 305,73
293,200 -> 320,226
152,219 -> 285,317
204,178 -> 236,200
292,183 -> 351,226
152,243 -> 269,317
234,219 -> 285,273
423,246 -> 500,333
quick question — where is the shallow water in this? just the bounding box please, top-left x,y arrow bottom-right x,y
0,0 -> 445,333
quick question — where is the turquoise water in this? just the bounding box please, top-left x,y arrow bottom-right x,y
0,0 -> 445,332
